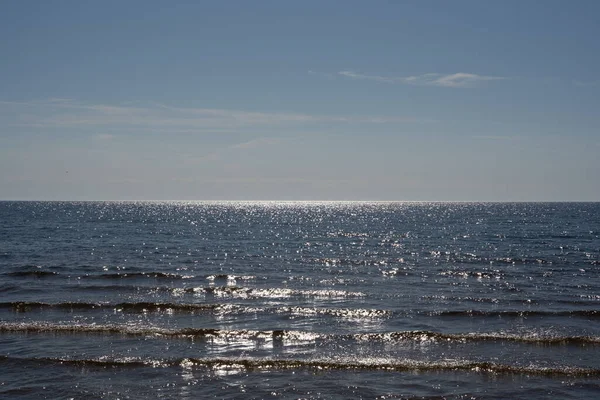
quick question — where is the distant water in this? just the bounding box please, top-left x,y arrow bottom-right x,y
1,201 -> 599,399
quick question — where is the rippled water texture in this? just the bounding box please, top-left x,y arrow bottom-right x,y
1,201 -> 599,399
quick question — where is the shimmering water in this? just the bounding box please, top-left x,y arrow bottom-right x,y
1,201 -> 599,399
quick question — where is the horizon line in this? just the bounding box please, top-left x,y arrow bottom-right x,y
0,199 -> 598,204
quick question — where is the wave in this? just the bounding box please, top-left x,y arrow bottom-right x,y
420,295 -> 538,305
206,274 -> 256,281
0,302 -> 386,319
422,295 -> 600,308
472,256 -> 556,266
285,306 -> 389,318
433,310 -> 600,318
200,286 -> 366,299
3,270 -> 190,280
5,271 -> 59,278
353,331 -> 600,346
73,285 -> 366,299
0,301 -> 220,313
1,322 -> 599,346
0,322 -> 279,339
439,270 -> 504,279
309,257 -> 399,267
4,268 -> 263,281
84,272 -> 193,280
1,355 -> 598,377
0,284 -> 22,294
4,301 -> 599,320
436,254 -> 559,266
3,270 -> 253,281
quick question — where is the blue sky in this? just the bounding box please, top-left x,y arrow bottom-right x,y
1,0 -> 599,201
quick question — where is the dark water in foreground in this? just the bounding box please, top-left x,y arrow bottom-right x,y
1,201 -> 599,399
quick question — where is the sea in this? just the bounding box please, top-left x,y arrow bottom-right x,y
0,201 -> 599,399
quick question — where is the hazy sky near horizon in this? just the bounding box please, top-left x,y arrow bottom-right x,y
1,0 -> 599,201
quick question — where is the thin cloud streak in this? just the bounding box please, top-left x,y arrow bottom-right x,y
1,99 -> 423,131
472,135 -> 521,141
182,137 -> 285,166
338,70 -> 506,88
231,137 -> 281,149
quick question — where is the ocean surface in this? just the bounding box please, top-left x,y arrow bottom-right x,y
1,201 -> 599,399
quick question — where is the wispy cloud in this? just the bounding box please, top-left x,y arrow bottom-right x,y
183,137 -> 284,165
230,137 -> 281,149
0,99 -> 422,132
472,135 -> 521,141
338,70 -> 398,83
337,70 -> 506,88
92,133 -> 115,141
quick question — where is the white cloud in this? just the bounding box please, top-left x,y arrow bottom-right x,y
338,70 -> 396,83
427,72 -> 505,87
337,70 -> 506,88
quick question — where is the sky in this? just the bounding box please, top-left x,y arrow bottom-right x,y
1,0 -> 599,201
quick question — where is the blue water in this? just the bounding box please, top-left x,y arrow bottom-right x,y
1,201 -> 599,399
